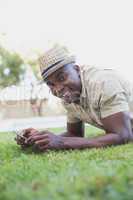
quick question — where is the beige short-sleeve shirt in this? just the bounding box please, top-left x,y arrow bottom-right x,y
62,65 -> 133,129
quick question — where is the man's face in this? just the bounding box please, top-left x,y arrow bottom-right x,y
45,63 -> 82,104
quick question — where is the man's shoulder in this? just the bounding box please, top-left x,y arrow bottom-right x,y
80,65 -> 133,104
80,65 -> 113,92
80,65 -> 113,82
80,64 -> 131,86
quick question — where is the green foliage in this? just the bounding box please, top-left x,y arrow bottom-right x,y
0,46 -> 24,87
0,127 -> 133,200
28,58 -> 41,80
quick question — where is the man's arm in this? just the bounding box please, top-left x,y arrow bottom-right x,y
59,121 -> 84,137
26,111 -> 133,151
60,111 -> 133,149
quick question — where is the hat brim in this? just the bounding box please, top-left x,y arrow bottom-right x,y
41,55 -> 75,81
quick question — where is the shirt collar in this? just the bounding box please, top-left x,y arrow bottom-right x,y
79,66 -> 86,101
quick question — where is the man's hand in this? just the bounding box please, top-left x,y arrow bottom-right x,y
15,128 -> 40,149
26,131 -> 64,151
23,128 -> 40,138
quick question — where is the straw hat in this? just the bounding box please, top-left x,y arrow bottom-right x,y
38,45 -> 76,80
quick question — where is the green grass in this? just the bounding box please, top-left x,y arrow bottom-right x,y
0,126 -> 133,200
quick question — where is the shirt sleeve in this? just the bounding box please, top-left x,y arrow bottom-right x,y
61,100 -> 81,123
100,79 -> 129,118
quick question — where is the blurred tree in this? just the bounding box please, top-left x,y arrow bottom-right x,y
27,55 -> 42,81
26,48 -> 45,81
0,46 -> 25,88
28,58 -> 41,80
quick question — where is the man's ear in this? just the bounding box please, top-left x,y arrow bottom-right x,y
74,64 -> 80,72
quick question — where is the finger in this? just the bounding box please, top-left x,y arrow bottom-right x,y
27,130 -> 39,137
24,127 -> 35,131
23,128 -> 37,136
35,139 -> 49,146
39,144 -> 49,151
24,132 -> 38,140
23,128 -> 34,133
26,134 -> 49,144
27,135 -> 48,143
41,130 -> 50,134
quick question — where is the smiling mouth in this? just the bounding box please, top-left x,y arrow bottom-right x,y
61,93 -> 80,104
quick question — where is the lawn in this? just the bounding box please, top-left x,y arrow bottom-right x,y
0,126 -> 133,200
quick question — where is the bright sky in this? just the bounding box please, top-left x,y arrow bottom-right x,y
0,0 -> 133,80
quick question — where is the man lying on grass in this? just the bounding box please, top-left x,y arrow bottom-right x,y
16,45 -> 133,151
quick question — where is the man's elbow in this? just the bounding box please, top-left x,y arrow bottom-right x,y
120,133 -> 133,144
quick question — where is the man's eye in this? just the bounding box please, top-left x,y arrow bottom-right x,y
46,82 -> 54,87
